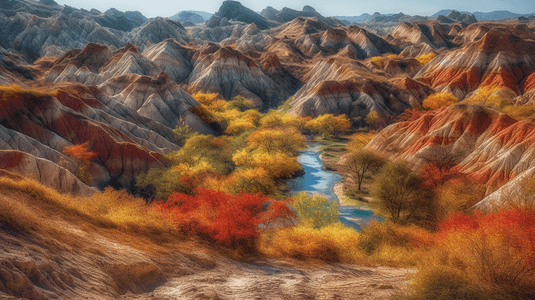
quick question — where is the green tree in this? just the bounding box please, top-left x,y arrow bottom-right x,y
292,193 -> 339,229
371,161 -> 426,223
347,149 -> 387,190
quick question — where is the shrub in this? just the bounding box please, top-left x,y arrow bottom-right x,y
422,93 -> 458,110
502,103 -> 535,120
259,223 -> 362,263
371,56 -> 385,68
246,127 -> 305,156
306,114 -> 351,138
62,142 -> 97,185
358,221 -> 434,266
465,86 -> 515,109
416,52 -> 437,65
365,111 -> 379,128
408,209 -> 535,299
225,96 -> 255,112
153,189 -> 294,250
346,132 -> 376,150
292,193 -> 339,229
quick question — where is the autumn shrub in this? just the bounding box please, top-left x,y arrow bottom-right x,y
0,84 -> 51,100
416,52 -> 437,65
246,127 -> 305,156
306,114 -> 351,138
358,221 -> 434,266
407,209 -> 535,299
259,223 -> 363,263
346,132 -> 376,150
152,188 -> 294,250
502,103 -> 535,120
225,167 -> 280,196
192,92 -> 226,111
422,93 -> 458,110
371,56 -> 385,68
225,95 -> 255,112
292,192 -> 340,229
224,110 -> 261,135
432,179 -> 486,222
81,187 -> 173,233
191,105 -> 216,124
62,142 -> 97,185
365,111 -> 379,128
465,86 -> 515,109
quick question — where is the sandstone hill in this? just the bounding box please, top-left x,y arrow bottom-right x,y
415,26 -> 535,100
0,0 -> 535,207
366,103 -> 535,210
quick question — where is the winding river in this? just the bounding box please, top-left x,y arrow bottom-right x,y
285,144 -> 382,230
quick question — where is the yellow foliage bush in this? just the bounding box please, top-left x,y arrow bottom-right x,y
371,56 -> 385,68
387,54 -> 399,60
0,84 -> 52,99
306,114 -> 351,138
416,52 -> 437,65
502,104 -> 535,120
422,93 -> 459,110
347,132 -> 376,150
259,223 -> 364,263
192,92 -> 219,106
358,221 -> 434,266
464,86 -> 515,109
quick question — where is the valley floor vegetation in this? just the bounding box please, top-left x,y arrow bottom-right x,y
2,90 -> 535,299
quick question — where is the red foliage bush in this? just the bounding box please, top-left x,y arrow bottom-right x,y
152,189 -> 294,249
434,208 -> 535,296
62,142 -> 97,163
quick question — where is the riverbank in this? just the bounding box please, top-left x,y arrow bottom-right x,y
286,137 -> 380,229
315,137 -> 373,210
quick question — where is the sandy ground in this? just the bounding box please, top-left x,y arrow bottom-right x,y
1,217 -> 415,300
121,258 -> 415,300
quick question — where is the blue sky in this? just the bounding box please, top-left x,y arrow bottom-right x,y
58,0 -> 535,18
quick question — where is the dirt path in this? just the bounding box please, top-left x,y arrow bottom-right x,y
121,258 -> 415,300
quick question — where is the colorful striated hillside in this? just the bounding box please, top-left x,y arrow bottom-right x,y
366,103 -> 535,209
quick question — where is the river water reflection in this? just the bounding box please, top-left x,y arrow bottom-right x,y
285,144 -> 382,230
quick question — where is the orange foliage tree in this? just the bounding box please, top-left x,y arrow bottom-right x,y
62,142 -> 97,185
152,189 -> 295,249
